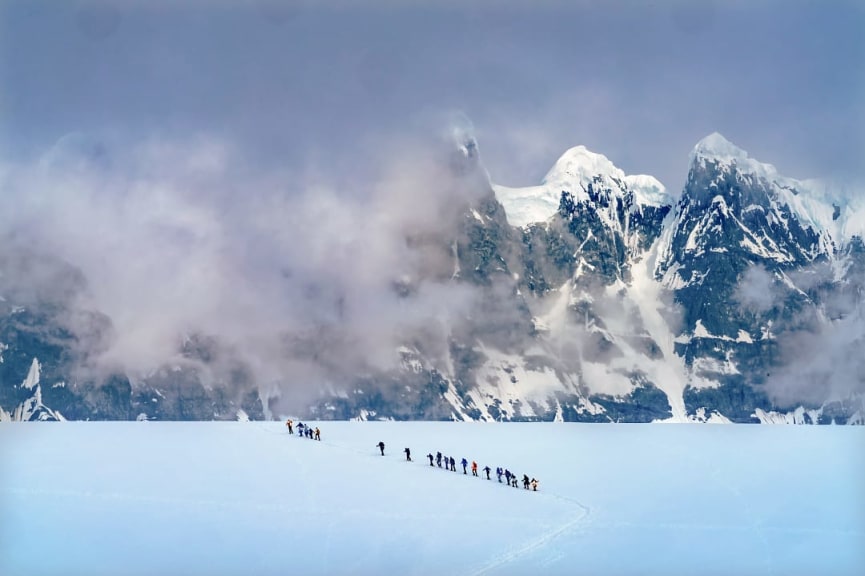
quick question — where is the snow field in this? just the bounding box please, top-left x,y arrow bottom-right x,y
1,422 -> 863,576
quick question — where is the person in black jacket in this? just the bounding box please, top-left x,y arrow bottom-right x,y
377,441 -> 385,456
404,447 -> 412,462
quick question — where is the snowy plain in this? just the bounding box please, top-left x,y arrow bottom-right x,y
1,422 -> 863,576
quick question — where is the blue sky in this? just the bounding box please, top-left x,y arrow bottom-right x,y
2,0 -> 863,189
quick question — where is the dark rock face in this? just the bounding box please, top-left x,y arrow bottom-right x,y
1,135 -> 862,423
655,146 -> 863,424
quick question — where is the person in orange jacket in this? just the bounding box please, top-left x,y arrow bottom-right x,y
471,461 -> 478,477
285,419 -> 293,434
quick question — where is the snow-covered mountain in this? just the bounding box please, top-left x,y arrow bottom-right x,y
494,144 -> 669,229
1,133 -> 863,423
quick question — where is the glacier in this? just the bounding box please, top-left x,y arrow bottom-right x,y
1,421 -> 862,575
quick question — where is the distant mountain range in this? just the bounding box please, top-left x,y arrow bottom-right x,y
2,133 -> 862,423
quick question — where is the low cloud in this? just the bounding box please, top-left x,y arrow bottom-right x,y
765,306 -> 865,408
0,126 -> 495,410
733,264 -> 779,313
743,262 -> 865,408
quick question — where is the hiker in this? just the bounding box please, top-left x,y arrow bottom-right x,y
404,447 -> 412,462
531,478 -> 539,492
504,469 -> 512,485
471,461 -> 478,477
436,452 -> 442,468
512,476 -> 519,488
285,419 -> 293,434
496,467 -> 503,483
523,474 -> 530,490
449,456 -> 456,472
483,465 -> 491,480
314,427 -> 320,441
297,422 -> 304,436
427,453 -> 434,466
461,458 -> 468,474
377,441 -> 385,456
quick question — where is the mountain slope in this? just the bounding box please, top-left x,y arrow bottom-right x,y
656,133 -> 865,422
1,132 -> 862,423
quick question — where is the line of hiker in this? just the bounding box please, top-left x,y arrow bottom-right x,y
285,419 -> 321,441
283,425 -> 539,492
416,449 -> 538,491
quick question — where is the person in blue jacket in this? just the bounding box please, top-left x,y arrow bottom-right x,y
449,456 -> 456,472
427,453 -> 434,466
496,467 -> 503,482
461,457 -> 468,474
436,452 -> 442,468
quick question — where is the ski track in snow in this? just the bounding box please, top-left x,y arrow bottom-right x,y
265,422 -> 596,576
466,495 -> 590,576
265,424 -> 598,576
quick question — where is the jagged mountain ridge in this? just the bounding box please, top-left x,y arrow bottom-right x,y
1,133 -> 863,423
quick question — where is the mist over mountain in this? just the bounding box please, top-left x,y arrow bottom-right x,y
1,127 -> 862,424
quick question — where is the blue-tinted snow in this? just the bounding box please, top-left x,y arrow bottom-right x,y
1,422 -> 862,576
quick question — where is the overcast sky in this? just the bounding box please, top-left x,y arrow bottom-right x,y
2,0 -> 863,190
